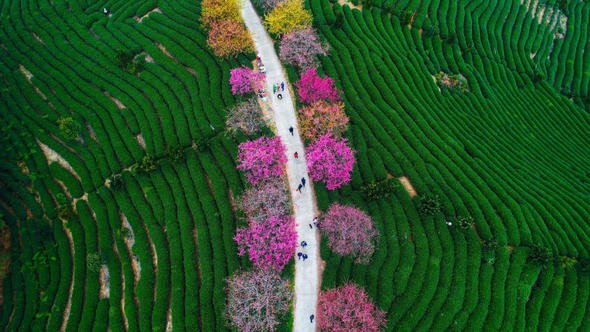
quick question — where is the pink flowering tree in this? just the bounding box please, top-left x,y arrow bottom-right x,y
320,203 -> 378,263
306,133 -> 355,190
237,136 -> 287,185
295,68 -> 340,104
279,28 -> 329,69
234,215 -> 297,271
229,66 -> 266,95
239,178 -> 290,222
225,269 -> 291,331
317,283 -> 387,332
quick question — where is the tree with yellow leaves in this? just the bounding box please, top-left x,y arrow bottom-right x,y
201,0 -> 241,27
264,0 -> 312,36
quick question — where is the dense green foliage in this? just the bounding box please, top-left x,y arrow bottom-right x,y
309,0 -> 590,330
0,0 -> 250,330
360,178 -> 399,201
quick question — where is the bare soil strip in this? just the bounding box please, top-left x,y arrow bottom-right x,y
398,176 -> 418,198
32,32 -> 45,44
19,65 -> 51,104
103,91 -> 126,109
136,134 -> 146,150
134,8 -> 162,23
99,265 -> 110,299
121,213 -> 140,284
36,139 -> 81,181
156,43 -> 179,63
165,307 -> 173,332
337,0 -> 362,10
87,123 -> 99,144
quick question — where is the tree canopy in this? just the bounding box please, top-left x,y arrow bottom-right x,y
264,0 -> 312,36
306,133 -> 355,190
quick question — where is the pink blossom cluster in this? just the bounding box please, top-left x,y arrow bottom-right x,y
237,136 -> 287,185
295,68 -> 340,104
320,203 -> 378,263
306,133 -> 355,190
234,215 -> 298,271
229,66 -> 265,95
317,283 -> 387,331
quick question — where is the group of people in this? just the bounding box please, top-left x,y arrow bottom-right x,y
254,55 -> 287,101
295,177 -> 306,192
297,239 -> 309,261
309,216 -> 318,229
273,82 -> 285,93
273,81 -> 285,99
255,55 -> 265,74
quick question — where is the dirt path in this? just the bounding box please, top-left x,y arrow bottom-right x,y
240,3 -> 322,331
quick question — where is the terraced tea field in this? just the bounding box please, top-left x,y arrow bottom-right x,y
0,0 -> 251,330
309,0 -> 590,330
1,0 -> 590,330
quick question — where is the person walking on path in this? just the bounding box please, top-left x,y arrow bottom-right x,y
310,314 -> 315,323
294,151 -> 299,159
301,241 -> 307,248
301,177 -> 306,187
297,183 -> 303,192
272,83 -> 277,94
281,81 -> 285,91
302,254 -> 308,261
289,126 -> 294,135
297,252 -> 303,260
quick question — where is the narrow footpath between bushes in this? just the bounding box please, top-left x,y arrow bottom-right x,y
240,2 -> 322,331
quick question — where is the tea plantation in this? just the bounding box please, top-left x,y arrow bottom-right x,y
1,0 -> 590,330
0,0 -> 251,330
309,0 -> 590,330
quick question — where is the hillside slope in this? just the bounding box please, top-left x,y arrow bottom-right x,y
0,0 -> 248,330
309,0 -> 590,330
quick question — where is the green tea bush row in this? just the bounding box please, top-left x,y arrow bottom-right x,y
76,200 -> 101,331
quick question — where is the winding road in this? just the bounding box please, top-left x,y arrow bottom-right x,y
240,2 -> 322,331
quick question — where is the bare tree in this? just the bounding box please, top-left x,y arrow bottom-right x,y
226,98 -> 264,135
225,269 -> 292,331
238,178 -> 290,222
279,28 -> 329,69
